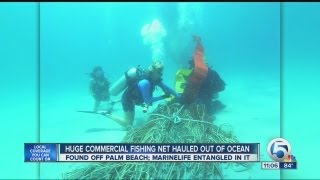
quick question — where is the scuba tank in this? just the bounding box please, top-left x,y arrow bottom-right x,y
109,66 -> 144,96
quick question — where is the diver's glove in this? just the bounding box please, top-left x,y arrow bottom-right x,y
171,94 -> 182,104
142,103 -> 150,113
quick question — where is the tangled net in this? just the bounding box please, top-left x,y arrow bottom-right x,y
63,103 -> 242,180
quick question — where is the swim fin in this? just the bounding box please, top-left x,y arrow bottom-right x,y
77,110 -> 111,115
77,110 -> 128,128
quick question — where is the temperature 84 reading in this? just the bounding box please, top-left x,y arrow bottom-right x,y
280,162 -> 297,169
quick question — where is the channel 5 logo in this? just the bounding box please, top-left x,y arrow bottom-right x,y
267,138 -> 292,162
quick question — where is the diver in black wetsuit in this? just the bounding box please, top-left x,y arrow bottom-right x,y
102,61 -> 180,128
121,61 -> 180,126
89,66 -> 112,112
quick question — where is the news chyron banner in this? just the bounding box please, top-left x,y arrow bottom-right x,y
24,143 -> 260,162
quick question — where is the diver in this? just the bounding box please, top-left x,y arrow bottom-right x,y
192,61 -> 226,116
103,61 -> 180,128
175,35 -> 226,117
89,66 -> 114,113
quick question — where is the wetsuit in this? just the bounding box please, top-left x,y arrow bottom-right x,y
197,67 -> 226,115
122,77 -> 179,112
90,77 -> 110,101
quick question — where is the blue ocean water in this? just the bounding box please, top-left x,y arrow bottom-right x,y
40,2 -> 280,92
39,3 -> 280,179
9,2 -> 320,180
1,2 -> 319,179
0,2 -> 38,179
282,3 -> 320,179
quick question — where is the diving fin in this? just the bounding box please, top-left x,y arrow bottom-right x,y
77,110 -> 128,128
77,110 -> 111,115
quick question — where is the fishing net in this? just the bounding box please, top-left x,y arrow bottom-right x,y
63,103 -> 247,179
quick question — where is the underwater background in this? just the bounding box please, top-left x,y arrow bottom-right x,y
39,2 -> 280,179
0,2 -> 319,179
